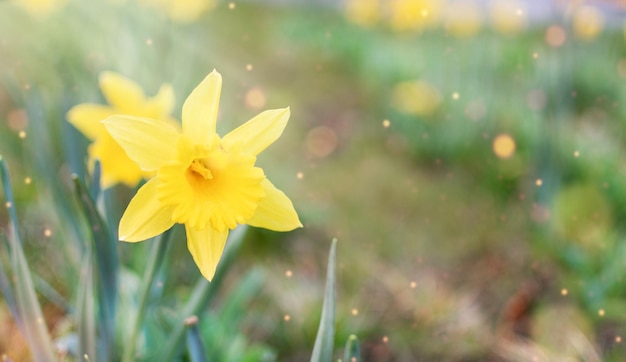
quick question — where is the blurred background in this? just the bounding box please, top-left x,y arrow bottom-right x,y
2,0 -> 626,360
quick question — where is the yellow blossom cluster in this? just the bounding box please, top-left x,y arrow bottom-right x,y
345,0 -> 531,37
138,0 -> 216,23
68,71 -> 301,280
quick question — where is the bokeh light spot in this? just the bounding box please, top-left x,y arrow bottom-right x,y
545,25 -> 566,47
244,87 -> 266,110
306,126 -> 338,158
7,109 -> 28,131
493,134 -> 515,159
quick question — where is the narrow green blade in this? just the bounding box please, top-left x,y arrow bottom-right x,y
76,254 -> 97,361
0,240 -> 22,330
122,229 -> 172,362
343,335 -> 360,362
89,159 -> 102,201
0,157 -> 22,241
72,174 -> 118,359
186,318 -> 208,362
158,226 -> 248,362
0,157 -> 57,362
311,238 -> 338,362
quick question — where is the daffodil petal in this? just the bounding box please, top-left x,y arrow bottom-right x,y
153,83 -> 175,116
185,225 -> 228,281
119,178 -> 176,242
67,104 -> 115,140
182,70 -> 221,145
222,108 -> 290,156
247,178 -> 302,231
99,72 -> 146,113
102,115 -> 179,171
144,84 -> 176,119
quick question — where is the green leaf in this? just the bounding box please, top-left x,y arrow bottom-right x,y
0,237 -> 22,331
343,335 -> 360,362
89,159 -> 102,201
122,229 -> 172,362
158,226 -> 248,362
0,156 -> 22,241
72,174 -> 119,359
0,157 -> 57,362
76,255 -> 97,361
311,238 -> 338,362
186,317 -> 208,362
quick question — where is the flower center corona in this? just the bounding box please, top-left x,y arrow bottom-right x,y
188,159 -> 213,180
157,135 -> 266,231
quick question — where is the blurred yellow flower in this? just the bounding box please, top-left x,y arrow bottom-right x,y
389,0 -> 442,32
346,0 -> 380,27
103,70 -> 301,280
139,0 -> 216,23
391,80 -> 441,117
572,5 -> 603,40
443,0 -> 482,38
488,0 -> 526,35
67,72 -> 176,189
14,0 -> 66,17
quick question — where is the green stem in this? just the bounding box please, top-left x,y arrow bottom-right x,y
158,226 -> 248,362
121,229 -> 173,362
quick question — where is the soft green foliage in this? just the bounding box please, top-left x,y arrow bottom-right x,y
73,173 -> 118,360
0,158 -> 57,362
311,238 -> 337,362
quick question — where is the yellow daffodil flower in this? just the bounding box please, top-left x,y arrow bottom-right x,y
389,0 -> 441,32
14,0 -> 67,17
346,0 -> 380,27
139,0 -> 216,23
572,5 -> 604,40
67,72 -> 176,189
488,0 -> 526,35
103,70 -> 301,281
391,80 -> 441,117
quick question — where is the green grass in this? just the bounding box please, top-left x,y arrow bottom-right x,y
2,0 -> 626,360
